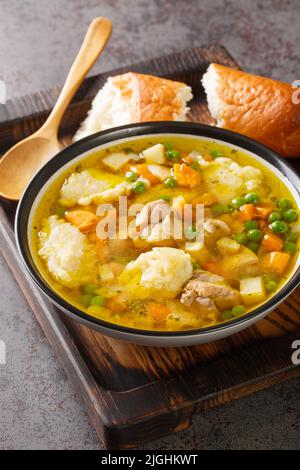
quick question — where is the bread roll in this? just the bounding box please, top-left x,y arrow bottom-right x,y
74,72 -> 192,141
202,63 -> 300,157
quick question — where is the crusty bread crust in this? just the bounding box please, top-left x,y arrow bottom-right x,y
204,64 -> 300,157
111,72 -> 188,122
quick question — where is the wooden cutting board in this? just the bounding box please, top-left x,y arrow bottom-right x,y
0,45 -> 299,449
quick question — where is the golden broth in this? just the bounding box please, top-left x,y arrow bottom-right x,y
29,136 -> 300,331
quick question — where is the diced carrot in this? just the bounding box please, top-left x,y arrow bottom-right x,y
258,219 -> 268,231
255,206 -> 273,219
203,154 -> 213,162
146,303 -> 171,323
65,210 -> 99,232
202,261 -> 223,276
191,192 -> 217,207
173,163 -> 202,188
133,164 -> 159,184
263,251 -> 290,274
261,233 -> 284,252
122,163 -> 159,183
87,233 -> 107,261
122,163 -> 133,174
239,204 -> 256,221
106,296 -> 127,313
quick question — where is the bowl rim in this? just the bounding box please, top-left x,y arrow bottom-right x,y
15,121 -> 300,338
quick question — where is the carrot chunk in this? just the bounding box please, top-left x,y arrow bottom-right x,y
65,210 -> 99,232
202,261 -> 223,276
106,296 -> 127,313
191,192 -> 217,207
173,163 -> 202,188
132,164 -> 159,184
87,233 -> 107,261
146,303 -> 171,323
263,251 -> 290,274
261,233 -> 284,252
239,204 -> 256,221
255,206 -> 272,219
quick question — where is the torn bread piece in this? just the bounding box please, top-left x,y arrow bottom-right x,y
202,63 -> 300,157
74,72 -> 193,140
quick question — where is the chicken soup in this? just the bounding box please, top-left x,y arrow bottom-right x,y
30,136 -> 300,331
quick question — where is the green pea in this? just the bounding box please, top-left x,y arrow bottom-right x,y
283,241 -> 297,255
126,170 -> 138,182
264,273 -> 278,284
245,193 -> 260,204
190,162 -> 202,173
286,231 -> 298,243
90,295 -> 106,307
80,294 -> 93,308
282,209 -> 298,223
231,305 -> 246,317
83,284 -> 98,295
211,203 -> 226,216
231,196 -> 246,209
234,233 -> 248,245
131,180 -> 146,193
266,280 -> 277,292
211,150 -> 223,159
164,143 -> 173,151
223,204 -> 233,214
247,241 -> 260,253
247,229 -> 263,242
222,310 -> 233,320
185,225 -> 197,240
268,211 -> 282,223
270,220 -> 289,234
166,149 -> 180,161
56,206 -> 66,217
244,220 -> 258,230
160,194 -> 171,202
164,177 -> 177,188
276,199 -> 292,211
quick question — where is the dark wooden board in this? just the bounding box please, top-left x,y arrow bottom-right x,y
1,45 -> 300,449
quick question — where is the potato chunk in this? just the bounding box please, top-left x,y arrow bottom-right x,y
240,277 -> 266,305
102,152 -> 131,171
142,144 -> 166,164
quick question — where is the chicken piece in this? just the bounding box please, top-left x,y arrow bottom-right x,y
136,199 -> 170,231
204,218 -> 231,247
192,269 -> 224,283
181,269 -> 240,311
204,218 -> 231,236
135,199 -> 178,243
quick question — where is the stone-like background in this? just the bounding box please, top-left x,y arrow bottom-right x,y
0,0 -> 299,450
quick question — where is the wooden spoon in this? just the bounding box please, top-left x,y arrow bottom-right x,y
0,17 -> 112,201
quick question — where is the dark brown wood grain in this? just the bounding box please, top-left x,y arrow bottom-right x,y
0,45 -> 299,449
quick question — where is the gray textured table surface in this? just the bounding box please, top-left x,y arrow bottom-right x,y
0,0 -> 300,450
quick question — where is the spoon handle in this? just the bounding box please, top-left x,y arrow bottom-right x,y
40,17 -> 112,136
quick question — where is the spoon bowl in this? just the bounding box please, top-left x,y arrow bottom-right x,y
0,135 -> 61,200
0,17 -> 112,201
